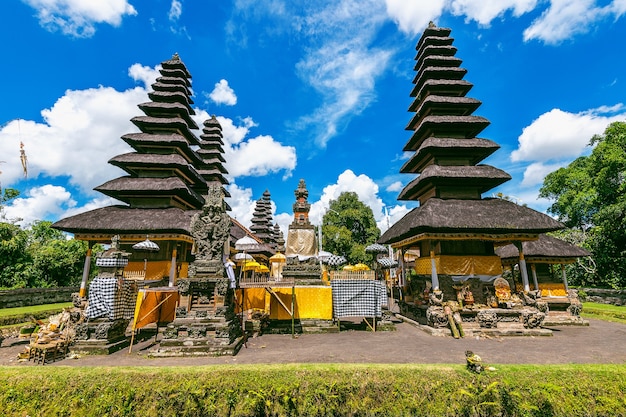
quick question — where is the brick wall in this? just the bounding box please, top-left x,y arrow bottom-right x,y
0,287 -> 79,309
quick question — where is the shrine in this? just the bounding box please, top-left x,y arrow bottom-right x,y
379,23 -> 567,337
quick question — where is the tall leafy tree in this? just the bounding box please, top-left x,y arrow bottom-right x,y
0,220 -> 90,289
321,192 -> 380,265
539,121 -> 626,288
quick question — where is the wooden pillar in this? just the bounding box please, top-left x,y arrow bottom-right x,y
561,264 -> 569,291
530,263 -> 539,291
430,250 -> 440,291
169,247 -> 177,287
515,242 -> 530,293
79,244 -> 93,298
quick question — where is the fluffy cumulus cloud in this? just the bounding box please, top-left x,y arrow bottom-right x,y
511,104 -> 626,189
305,169 -> 410,233
23,0 -> 137,37
511,106 -> 626,163
0,86 -> 145,192
189,112 -> 296,180
384,0 -> 447,35
208,79 -> 238,106
3,185 -> 74,226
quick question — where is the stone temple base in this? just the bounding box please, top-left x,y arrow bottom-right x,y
150,334 -> 246,357
398,314 -> 554,337
71,318 -> 131,355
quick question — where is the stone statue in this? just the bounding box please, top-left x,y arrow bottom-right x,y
191,184 -> 230,262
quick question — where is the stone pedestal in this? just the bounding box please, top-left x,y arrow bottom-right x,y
281,257 -> 322,285
71,318 -> 131,355
152,275 -> 244,357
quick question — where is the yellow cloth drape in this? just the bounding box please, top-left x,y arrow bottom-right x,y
414,255 -> 503,275
236,286 -> 333,320
132,288 -> 179,330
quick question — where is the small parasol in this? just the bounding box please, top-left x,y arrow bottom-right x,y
132,236 -> 160,252
376,257 -> 399,269
353,263 -> 370,271
235,235 -> 260,251
324,254 -> 347,266
365,243 -> 388,254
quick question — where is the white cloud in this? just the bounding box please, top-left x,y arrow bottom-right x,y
128,63 -> 160,88
450,0 -> 538,25
0,86 -> 146,192
511,106 -> 626,163
385,0 -> 447,35
386,181 -> 404,192
169,0 -> 182,21
208,79 -> 238,106
292,0 -> 393,147
3,185 -> 74,226
23,0 -> 137,37
225,182 -> 256,228
523,0 -> 605,44
226,135 -> 296,179
520,161 -> 565,187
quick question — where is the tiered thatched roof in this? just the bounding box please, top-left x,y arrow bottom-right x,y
496,234 -> 591,264
380,24 -> 564,245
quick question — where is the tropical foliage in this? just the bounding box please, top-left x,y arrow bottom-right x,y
540,121 -> 626,289
321,192 -> 380,265
0,220 -> 91,289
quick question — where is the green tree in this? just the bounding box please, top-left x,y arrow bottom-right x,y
0,221 -> 31,288
27,221 -> 89,287
0,220 -> 90,289
539,121 -> 626,288
321,192 -> 381,265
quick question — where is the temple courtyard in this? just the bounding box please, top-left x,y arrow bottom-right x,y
1,318 -> 624,366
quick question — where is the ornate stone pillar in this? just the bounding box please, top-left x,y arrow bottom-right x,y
79,243 -> 93,298
530,263 -> 539,291
561,264 -> 569,291
169,247 -> 177,287
515,242 -> 530,293
430,249 -> 440,291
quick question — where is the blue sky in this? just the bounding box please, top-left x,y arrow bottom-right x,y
1,0 -> 626,237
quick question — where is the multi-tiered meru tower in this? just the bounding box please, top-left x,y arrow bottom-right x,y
380,24 -> 564,335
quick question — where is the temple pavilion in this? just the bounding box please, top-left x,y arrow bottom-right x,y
53,54 -> 237,295
379,24 -> 565,333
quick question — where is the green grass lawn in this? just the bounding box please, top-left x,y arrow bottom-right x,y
582,302 -> 626,324
0,302 -> 73,330
0,364 -> 624,416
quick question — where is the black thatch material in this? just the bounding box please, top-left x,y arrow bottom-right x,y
156,74 -> 191,88
95,176 -> 205,209
138,101 -> 198,129
108,153 -> 206,185
400,137 -> 500,173
398,165 -> 511,200
148,90 -> 194,107
409,80 -> 473,111
404,115 -> 490,151
131,116 -> 200,146
52,206 -> 197,234
379,198 -> 564,244
406,96 -> 481,130
495,234 -> 591,260
411,67 -> 467,97
415,26 -> 452,51
414,54 -> 462,72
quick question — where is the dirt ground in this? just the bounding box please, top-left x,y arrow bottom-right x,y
1,318 -> 625,367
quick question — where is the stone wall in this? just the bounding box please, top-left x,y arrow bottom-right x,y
0,287 -> 79,309
581,288 -> 626,306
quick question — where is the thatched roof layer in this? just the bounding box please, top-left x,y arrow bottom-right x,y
52,206 -> 197,234
496,234 -> 591,260
379,198 -> 565,244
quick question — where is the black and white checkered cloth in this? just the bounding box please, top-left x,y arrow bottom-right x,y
85,277 -> 137,320
95,258 -> 129,267
331,280 -> 387,318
